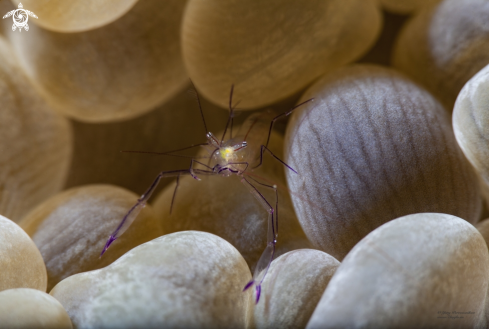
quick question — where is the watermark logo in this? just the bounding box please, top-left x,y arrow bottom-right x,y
2,3 -> 38,32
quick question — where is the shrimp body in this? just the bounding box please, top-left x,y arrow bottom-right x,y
207,112 -> 274,176
206,133 -> 248,176
99,85 -> 313,304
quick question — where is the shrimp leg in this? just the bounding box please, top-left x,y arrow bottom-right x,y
226,162 -> 249,173
253,145 -> 298,174
169,174 -> 180,215
189,159 -> 214,180
263,98 -> 315,148
100,167 -> 215,257
252,98 -> 314,174
246,175 -> 279,235
241,177 -> 278,304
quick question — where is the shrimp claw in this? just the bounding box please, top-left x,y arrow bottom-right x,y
100,235 -> 117,258
242,240 -> 276,304
243,280 -> 262,304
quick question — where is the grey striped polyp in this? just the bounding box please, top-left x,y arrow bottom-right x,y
285,64 -> 481,260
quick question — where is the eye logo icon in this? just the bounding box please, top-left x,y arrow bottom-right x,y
2,3 -> 38,32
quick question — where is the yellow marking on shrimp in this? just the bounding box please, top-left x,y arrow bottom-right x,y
221,147 -> 234,159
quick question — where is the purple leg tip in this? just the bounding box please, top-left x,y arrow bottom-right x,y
100,235 -> 117,258
255,285 -> 261,304
243,280 -> 254,292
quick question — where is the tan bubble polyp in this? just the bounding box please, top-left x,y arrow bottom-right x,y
307,213 -> 489,328
0,37 -> 72,222
7,0 -> 188,123
0,215 -> 47,292
393,0 -> 489,111
0,288 -> 72,329
254,249 -> 340,329
51,231 -> 253,328
453,63 -> 489,199
19,184 -> 164,292
182,0 -> 381,109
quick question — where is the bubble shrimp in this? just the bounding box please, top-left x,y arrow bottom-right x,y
99,84 -> 313,303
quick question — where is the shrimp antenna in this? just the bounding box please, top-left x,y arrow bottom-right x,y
230,117 -> 233,140
221,84 -> 235,145
189,80 -> 208,135
121,143 -> 209,158
265,98 -> 314,148
229,99 -> 242,140
121,151 -> 208,159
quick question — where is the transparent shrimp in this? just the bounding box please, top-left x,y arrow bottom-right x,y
99,83 -> 313,304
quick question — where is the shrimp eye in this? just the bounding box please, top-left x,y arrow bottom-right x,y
206,132 -> 220,148
233,141 -> 247,152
